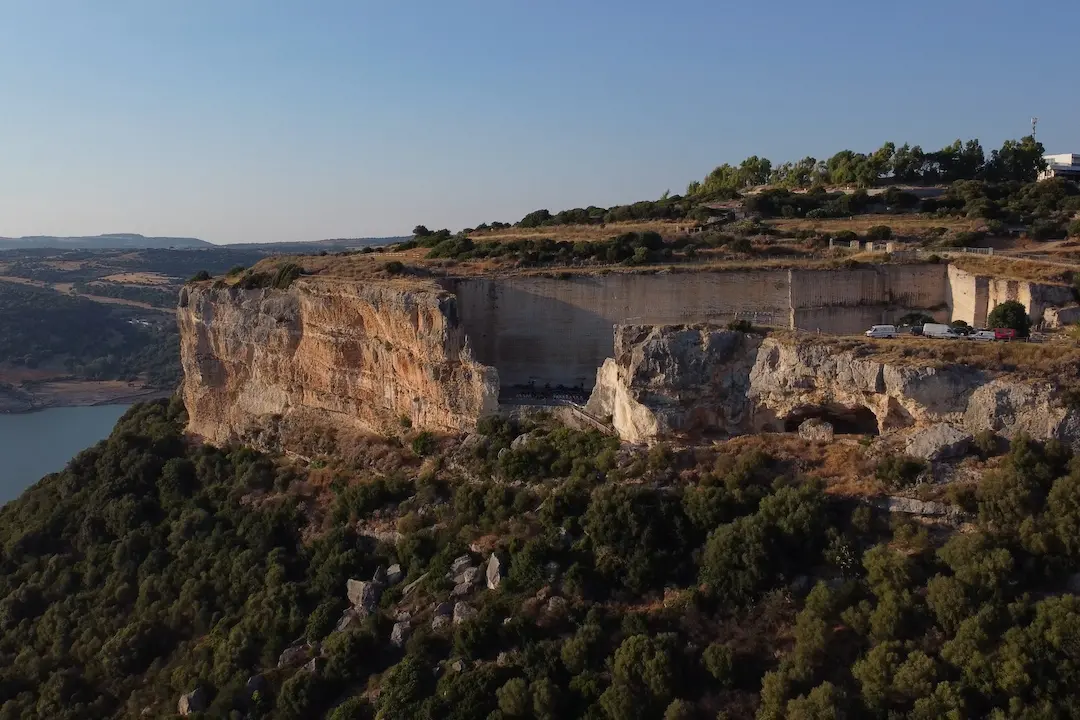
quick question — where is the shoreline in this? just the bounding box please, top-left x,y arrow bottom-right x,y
0,382 -> 175,415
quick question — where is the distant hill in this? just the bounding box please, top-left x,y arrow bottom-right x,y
228,236 -> 409,253
0,234 -> 212,250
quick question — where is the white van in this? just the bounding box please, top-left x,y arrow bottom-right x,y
864,325 -> 898,338
922,323 -> 961,339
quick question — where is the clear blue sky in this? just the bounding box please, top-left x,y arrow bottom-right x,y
1,1 -> 1078,244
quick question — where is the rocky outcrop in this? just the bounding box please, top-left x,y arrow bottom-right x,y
587,324 -> 1080,446
178,688 -> 207,717
905,423 -> 971,460
346,579 -> 382,616
178,278 -> 499,450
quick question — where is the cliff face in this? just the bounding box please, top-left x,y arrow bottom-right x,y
587,324 -> 1080,446
178,279 -> 498,450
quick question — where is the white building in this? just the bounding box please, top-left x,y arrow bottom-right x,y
1039,153 -> 1080,180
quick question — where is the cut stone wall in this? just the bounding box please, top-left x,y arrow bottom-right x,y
446,265 -> 950,389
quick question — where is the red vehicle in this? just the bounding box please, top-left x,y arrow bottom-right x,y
993,328 -> 1016,341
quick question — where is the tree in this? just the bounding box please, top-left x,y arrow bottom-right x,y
497,678 -> 529,716
412,225 -> 432,237
985,136 -> 1046,183
986,300 -> 1031,337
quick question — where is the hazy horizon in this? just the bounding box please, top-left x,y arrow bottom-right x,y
2,0 -> 1078,244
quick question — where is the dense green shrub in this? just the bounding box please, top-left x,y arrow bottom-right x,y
986,300 -> 1032,337
874,455 -> 927,489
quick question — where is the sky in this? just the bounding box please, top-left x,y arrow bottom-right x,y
1,1 -> 1078,244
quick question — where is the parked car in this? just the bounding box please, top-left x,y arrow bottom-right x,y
994,328 -> 1017,341
865,324 -> 898,338
971,330 -> 997,342
922,323 -> 962,339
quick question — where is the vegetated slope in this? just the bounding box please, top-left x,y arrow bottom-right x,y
2,401 -> 1080,718
0,282 -> 179,386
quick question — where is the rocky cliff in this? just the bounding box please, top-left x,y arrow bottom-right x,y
587,324 -> 1080,446
178,279 -> 498,450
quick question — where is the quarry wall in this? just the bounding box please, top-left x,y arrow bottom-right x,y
947,264 -> 1073,327
445,265 -> 950,389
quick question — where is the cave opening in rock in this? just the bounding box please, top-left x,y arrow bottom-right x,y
783,404 -> 879,435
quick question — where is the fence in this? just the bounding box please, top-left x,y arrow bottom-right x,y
915,247 -> 994,258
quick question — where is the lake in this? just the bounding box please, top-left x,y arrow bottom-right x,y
0,404 -> 131,504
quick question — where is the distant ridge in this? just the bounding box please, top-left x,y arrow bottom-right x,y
0,234 -> 211,250
228,236 -> 410,252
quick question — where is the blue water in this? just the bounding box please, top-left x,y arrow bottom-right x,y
0,404 -> 131,503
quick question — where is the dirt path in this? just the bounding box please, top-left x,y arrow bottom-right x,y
0,276 -> 175,313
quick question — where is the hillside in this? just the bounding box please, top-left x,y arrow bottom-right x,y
2,399 -> 1080,718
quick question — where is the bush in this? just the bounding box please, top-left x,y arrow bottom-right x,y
864,225 -> 892,241
726,319 -> 754,333
411,431 -> 436,457
272,262 -> 304,290
188,270 -> 212,282
1069,219 -> 1080,238
986,300 -> 1031,337
875,455 -> 927,489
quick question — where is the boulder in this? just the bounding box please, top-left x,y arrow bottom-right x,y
455,565 -> 480,586
178,688 -> 207,716
401,572 -> 429,596
448,555 -> 473,578
385,563 -> 404,586
905,423 -> 971,461
390,621 -> 410,648
431,614 -> 451,631
510,431 -> 536,451
346,579 -> 382,616
434,601 -> 454,617
798,418 -> 834,442
485,553 -> 504,590
449,658 -> 468,673
277,644 -> 310,668
335,608 -> 359,633
453,602 -> 477,625
303,657 -> 322,674
873,496 -> 967,524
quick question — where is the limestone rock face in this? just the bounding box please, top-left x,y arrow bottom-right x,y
587,324 -> 1080,447
905,423 -> 971,460
178,279 -> 499,451
486,554 -> 504,591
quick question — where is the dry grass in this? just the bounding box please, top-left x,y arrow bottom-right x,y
948,255 -> 1077,284
770,214 -> 981,235
470,220 -> 689,243
101,271 -> 173,285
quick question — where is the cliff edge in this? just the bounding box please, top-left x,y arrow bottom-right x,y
178,278 -> 498,451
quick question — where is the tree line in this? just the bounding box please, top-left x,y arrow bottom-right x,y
687,136 -> 1047,195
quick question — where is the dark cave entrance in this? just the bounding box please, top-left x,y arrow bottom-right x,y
782,404 -> 880,436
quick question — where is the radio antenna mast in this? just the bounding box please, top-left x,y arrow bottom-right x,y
1031,117 -> 1038,140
